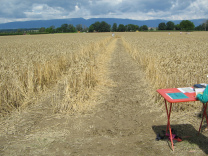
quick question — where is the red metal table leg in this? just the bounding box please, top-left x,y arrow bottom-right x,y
198,102 -> 208,134
205,103 -> 208,128
164,99 -> 174,151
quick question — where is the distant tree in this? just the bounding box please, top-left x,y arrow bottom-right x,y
99,21 -> 111,32
202,23 -> 206,31
50,25 -> 55,30
126,24 -> 131,31
76,24 -> 83,32
135,25 -> 139,31
117,24 -> 126,32
166,21 -> 175,30
158,22 -> 166,30
56,27 -> 62,33
202,20 -> 208,31
180,20 -> 195,31
195,25 -> 203,31
125,25 -> 128,31
89,21 -> 111,32
89,25 -> 94,32
93,21 -> 101,32
82,25 -> 88,32
112,23 -> 117,32
45,26 -> 55,33
61,24 -> 68,32
143,25 -> 148,31
39,27 -> 46,32
17,29 -> 23,33
175,24 -> 181,30
126,24 -> 138,31
139,25 -> 148,31
45,27 -> 52,33
68,24 -> 76,32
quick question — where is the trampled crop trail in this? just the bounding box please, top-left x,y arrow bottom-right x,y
0,37 -> 207,156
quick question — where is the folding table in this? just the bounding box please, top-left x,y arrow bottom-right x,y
157,87 -> 208,151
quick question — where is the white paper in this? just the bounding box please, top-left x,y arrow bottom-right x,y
195,88 -> 205,95
177,87 -> 195,93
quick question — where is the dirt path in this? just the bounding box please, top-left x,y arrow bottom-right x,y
1,38 -> 207,156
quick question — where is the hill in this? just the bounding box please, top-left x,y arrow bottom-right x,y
0,18 -> 205,29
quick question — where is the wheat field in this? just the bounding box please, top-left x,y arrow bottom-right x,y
0,33 -> 113,116
1,32 -> 208,116
122,31 -> 208,111
1,32 -> 208,155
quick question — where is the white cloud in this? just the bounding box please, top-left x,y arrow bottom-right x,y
99,0 -> 123,5
0,0 -> 207,24
187,0 -> 208,14
68,7 -> 91,19
167,0 -> 208,20
75,5 -> 80,12
24,4 -> 66,19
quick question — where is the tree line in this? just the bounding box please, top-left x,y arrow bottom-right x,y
88,21 -> 150,32
0,20 -> 207,35
38,21 -> 149,33
158,20 -> 208,31
39,24 -> 88,33
40,20 -> 208,33
195,20 -> 208,31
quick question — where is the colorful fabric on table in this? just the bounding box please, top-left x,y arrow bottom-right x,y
196,85 -> 208,103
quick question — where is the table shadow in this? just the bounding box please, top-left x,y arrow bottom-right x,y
152,124 -> 208,154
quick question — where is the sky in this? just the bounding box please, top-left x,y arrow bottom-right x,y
0,0 -> 207,24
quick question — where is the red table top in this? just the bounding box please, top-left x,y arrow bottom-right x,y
157,88 -> 197,103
